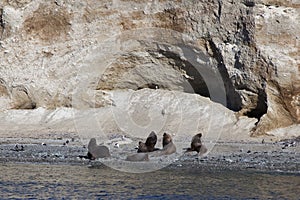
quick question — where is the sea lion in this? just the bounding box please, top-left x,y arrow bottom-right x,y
185,133 -> 207,156
161,132 -> 176,155
87,138 -> 110,160
162,132 -> 172,147
126,153 -> 149,162
137,131 -> 158,153
150,133 -> 176,156
145,131 -> 158,150
137,141 -> 148,152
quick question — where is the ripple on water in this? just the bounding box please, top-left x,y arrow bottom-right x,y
0,163 -> 299,199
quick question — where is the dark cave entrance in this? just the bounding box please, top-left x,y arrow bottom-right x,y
157,47 -> 243,112
130,43 -> 267,121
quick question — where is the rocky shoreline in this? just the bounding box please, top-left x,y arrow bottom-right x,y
1,138 -> 299,173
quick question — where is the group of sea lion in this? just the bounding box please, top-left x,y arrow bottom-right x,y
83,132 -> 207,161
137,131 -> 159,153
137,131 -> 176,155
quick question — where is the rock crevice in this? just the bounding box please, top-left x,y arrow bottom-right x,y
0,0 -> 299,136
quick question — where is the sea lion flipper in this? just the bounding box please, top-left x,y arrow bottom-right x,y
184,147 -> 192,152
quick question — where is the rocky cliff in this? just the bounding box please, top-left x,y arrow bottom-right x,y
0,0 -> 299,140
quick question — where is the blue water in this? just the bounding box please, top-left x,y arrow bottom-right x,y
0,163 -> 299,199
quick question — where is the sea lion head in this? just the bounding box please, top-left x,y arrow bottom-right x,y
192,133 -> 202,143
162,133 -> 176,154
190,133 -> 203,153
137,141 -> 148,153
88,138 -> 97,151
162,132 -> 173,147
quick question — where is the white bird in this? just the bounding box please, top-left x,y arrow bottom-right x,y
114,142 -> 120,148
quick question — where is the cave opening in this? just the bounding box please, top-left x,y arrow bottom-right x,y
157,47 -> 243,113
245,89 -> 267,121
98,42 -> 266,121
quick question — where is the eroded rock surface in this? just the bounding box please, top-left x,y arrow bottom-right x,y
0,0 -> 299,138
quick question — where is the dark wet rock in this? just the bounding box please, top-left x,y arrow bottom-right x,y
63,140 -> 70,146
78,152 -> 93,160
280,136 -> 300,144
11,144 -> 24,152
277,137 -> 299,150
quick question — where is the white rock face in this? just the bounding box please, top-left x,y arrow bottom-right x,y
2,6 -> 23,32
0,0 -> 299,140
0,89 -> 257,143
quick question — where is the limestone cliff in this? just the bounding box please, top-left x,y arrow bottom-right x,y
0,0 -> 299,138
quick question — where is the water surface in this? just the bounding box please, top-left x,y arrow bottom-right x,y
0,163 -> 299,199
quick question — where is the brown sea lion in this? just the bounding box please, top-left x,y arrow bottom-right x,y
162,132 -> 172,147
137,141 -> 148,152
150,133 -> 176,156
185,133 -> 207,156
87,138 -> 110,159
137,131 -> 158,153
145,131 -> 158,150
126,153 -> 149,162
161,132 -> 176,155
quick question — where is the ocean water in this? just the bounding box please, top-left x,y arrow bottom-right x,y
0,163 -> 299,199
